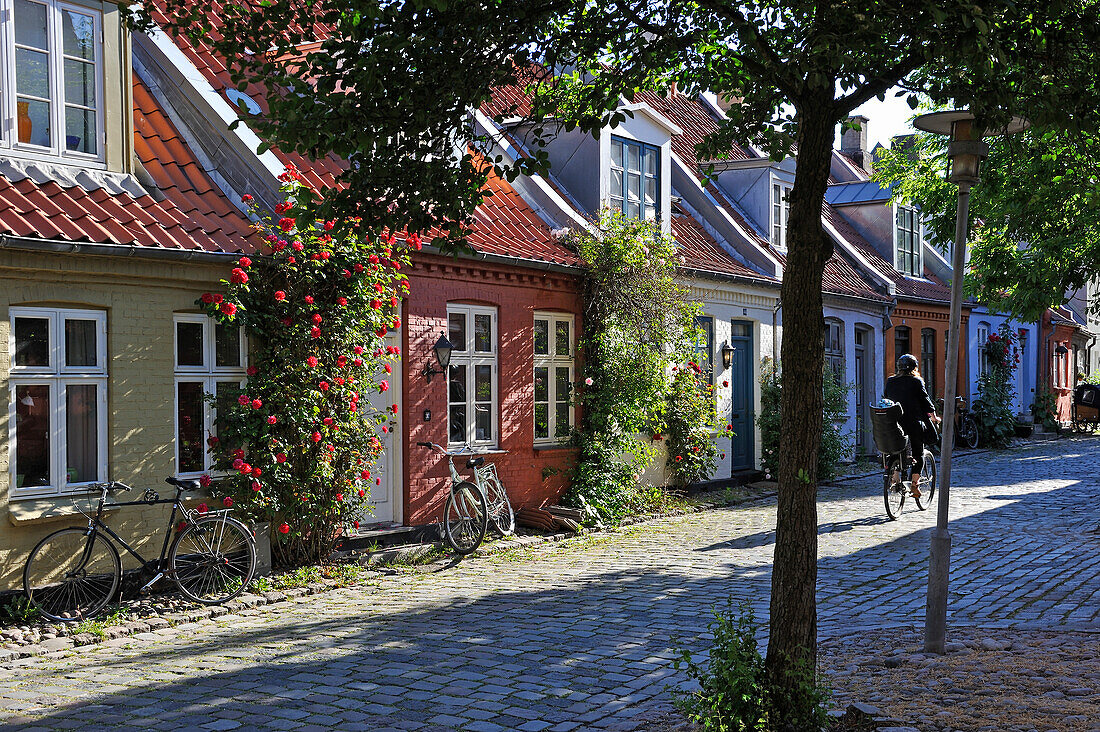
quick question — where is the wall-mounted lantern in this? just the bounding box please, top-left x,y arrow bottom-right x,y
720,341 -> 734,369
423,332 -> 454,383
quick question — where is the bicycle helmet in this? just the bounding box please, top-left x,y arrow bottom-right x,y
896,353 -> 918,373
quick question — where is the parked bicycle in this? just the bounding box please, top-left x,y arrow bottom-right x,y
417,442 -> 514,555
938,395 -> 979,449
24,477 -> 257,622
871,402 -> 937,520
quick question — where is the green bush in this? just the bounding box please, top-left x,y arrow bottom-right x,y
757,359 -> 851,482
672,602 -> 830,732
1031,386 -> 1060,431
665,368 -> 727,485
974,324 -> 1020,448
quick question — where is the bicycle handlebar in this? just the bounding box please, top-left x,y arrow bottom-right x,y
417,441 -> 448,455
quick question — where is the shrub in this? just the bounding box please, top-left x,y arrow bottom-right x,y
1031,386 -> 1060,431
672,602 -> 830,732
200,166 -> 411,566
665,368 -> 727,485
974,323 -> 1020,448
757,359 -> 850,482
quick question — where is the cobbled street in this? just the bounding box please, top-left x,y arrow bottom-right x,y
1,439 -> 1098,731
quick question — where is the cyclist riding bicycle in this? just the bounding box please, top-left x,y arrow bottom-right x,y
883,353 -> 941,499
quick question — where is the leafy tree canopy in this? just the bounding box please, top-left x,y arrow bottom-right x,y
875,127 -> 1100,322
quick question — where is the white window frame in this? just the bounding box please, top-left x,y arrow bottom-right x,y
8,306 -> 107,498
976,322 -> 990,380
894,203 -> 922,277
824,318 -> 844,384
771,178 -> 792,250
533,312 -> 574,445
0,0 -> 106,165
610,135 -> 662,222
446,305 -> 498,448
173,314 -> 247,477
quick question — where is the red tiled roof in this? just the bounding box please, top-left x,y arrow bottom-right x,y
822,203 -> 952,302
672,205 -> 767,281
635,91 -> 754,170
0,77 -> 255,254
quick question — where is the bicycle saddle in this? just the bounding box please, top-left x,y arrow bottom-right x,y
465,456 -> 485,469
165,476 -> 202,491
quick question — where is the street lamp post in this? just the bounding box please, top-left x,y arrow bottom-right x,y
913,111 -> 1028,654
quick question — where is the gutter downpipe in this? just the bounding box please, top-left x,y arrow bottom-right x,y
0,233 -> 242,264
772,298 -> 782,366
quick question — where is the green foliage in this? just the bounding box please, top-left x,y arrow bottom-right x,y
672,602 -> 830,732
201,169 -> 408,567
974,324 -> 1021,448
249,562 -> 370,593
665,369 -> 728,486
0,595 -> 39,624
565,212 -> 704,524
875,128 -> 1100,322
757,359 -> 851,483
1031,387 -> 1061,431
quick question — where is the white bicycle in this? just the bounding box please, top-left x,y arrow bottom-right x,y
417,442 -> 515,554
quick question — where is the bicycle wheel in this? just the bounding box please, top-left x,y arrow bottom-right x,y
959,415 -> 979,449
24,528 -> 121,622
482,473 -> 515,537
914,450 -> 937,510
444,481 -> 488,555
170,515 -> 256,604
883,462 -> 906,521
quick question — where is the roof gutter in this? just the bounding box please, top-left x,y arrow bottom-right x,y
0,233 -> 241,263
421,244 -> 580,276
678,266 -> 778,291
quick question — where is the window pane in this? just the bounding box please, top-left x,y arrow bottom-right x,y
611,140 -> 623,168
611,169 -> 623,200
215,323 -> 242,368
15,0 -> 48,49
645,148 -> 657,176
15,384 -> 50,488
555,403 -> 570,437
15,317 -> 50,367
644,177 -> 657,206
15,97 -> 50,147
214,381 -> 239,440
534,367 -> 549,402
16,48 -> 50,99
66,384 -> 98,483
64,319 -> 97,368
627,143 -> 640,172
448,405 -> 466,444
448,365 -> 466,403
555,367 -> 570,401
65,107 -> 96,155
534,319 -> 549,355
176,322 -> 204,367
448,313 -> 466,352
474,314 -> 492,352
731,322 -> 751,338
177,382 -> 205,473
610,197 -> 623,213
628,173 -> 641,200
474,365 -> 492,401
626,201 -> 640,219
64,59 -> 96,107
61,10 -> 96,60
555,320 -> 570,356
534,403 -> 549,440
474,404 -> 492,442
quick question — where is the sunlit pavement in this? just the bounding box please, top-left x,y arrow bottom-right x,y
1,439 -> 1097,731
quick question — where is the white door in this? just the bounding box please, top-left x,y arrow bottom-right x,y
361,336 -> 402,526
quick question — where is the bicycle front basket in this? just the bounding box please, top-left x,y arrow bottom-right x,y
870,403 -> 908,455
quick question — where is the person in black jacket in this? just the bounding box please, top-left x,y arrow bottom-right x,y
884,353 -> 941,498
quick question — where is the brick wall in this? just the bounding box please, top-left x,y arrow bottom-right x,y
0,248 -> 231,591
402,254 -> 583,525
886,305 -> 971,404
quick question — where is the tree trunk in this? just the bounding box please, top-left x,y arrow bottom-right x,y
765,106 -> 836,727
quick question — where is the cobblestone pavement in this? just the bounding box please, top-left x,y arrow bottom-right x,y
1,439 -> 1098,731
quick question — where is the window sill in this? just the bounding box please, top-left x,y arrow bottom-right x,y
8,495 -> 119,526
445,447 -> 508,455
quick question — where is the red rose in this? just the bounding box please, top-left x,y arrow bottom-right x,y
336,493 -> 344,502
323,220 -> 335,231
281,317 -> 293,326
321,251 -> 331,261
276,452 -> 287,463
230,268 -> 249,284
292,241 -> 304,252
247,366 -> 259,376
369,254 -> 380,264
358,489 -> 366,497
241,194 -> 253,203
312,313 -> 322,324
408,233 -> 422,250
323,417 -> 334,426
220,302 -> 237,316
337,355 -> 347,368
376,477 -> 382,485
379,380 -> 389,392
239,256 -> 252,268
376,327 -> 388,338
390,297 -> 399,307
222,496 -> 234,508
361,470 -> 371,479
211,294 -> 223,303
278,523 -> 290,534
354,346 -> 364,355
238,395 -> 250,406
307,356 -> 318,368
373,283 -> 384,294
354,358 -> 363,367
337,297 -> 348,307
319,381 -> 330,391
304,295 -> 314,304
251,399 -> 263,410
348,403 -> 357,412
199,474 -> 212,488
354,263 -> 364,273
370,299 -> 381,309
274,291 -> 286,301
312,431 -> 322,442
391,319 -> 400,330
251,467 -> 262,477
207,436 -> 220,447
278,217 -> 296,232
233,449 -> 245,460
197,503 -> 209,514
200,293 -> 214,304
267,415 -> 277,425
287,257 -> 296,264
383,363 -> 391,373
342,269 -> 352,278
238,462 -> 252,475
251,481 -> 261,492
310,327 -> 321,338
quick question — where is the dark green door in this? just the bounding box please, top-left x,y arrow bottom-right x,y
730,321 -> 754,471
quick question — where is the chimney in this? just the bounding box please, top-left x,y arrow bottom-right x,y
841,115 -> 873,172
715,92 -> 742,112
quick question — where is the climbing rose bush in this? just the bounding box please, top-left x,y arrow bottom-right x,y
199,166 -> 416,566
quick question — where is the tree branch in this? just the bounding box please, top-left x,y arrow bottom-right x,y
835,51 -> 924,113
692,0 -> 801,100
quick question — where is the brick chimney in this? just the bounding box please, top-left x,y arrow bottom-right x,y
841,115 -> 873,172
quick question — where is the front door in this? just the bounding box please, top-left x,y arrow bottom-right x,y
361,335 -> 402,526
729,321 -> 754,471
854,328 -> 869,453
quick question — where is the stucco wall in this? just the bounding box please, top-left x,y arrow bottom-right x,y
0,248 -> 232,591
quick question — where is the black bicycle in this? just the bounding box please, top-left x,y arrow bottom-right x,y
871,403 -> 937,520
939,396 -> 979,449
24,477 -> 257,622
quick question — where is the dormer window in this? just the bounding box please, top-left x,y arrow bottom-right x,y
895,205 -> 921,277
610,136 -> 660,221
771,181 -> 791,248
1,0 -> 103,162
